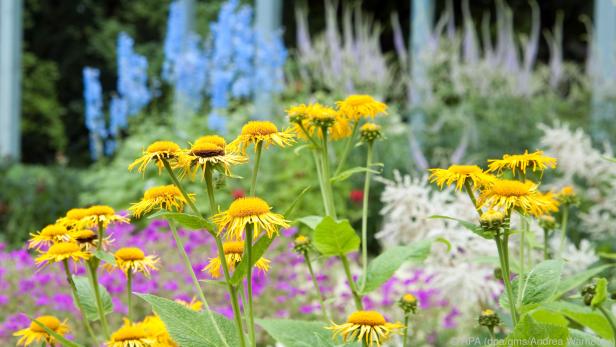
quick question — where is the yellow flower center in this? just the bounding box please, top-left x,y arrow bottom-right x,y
65,208 -> 89,221
115,247 -> 145,261
490,180 -> 532,197
41,225 -> 68,237
560,186 -> 574,196
73,229 -> 97,242
144,185 -> 182,199
86,205 -> 115,217
402,294 -> 417,303
241,121 -> 279,136
48,242 -> 81,255
227,197 -> 270,217
222,241 -> 245,255
195,135 -> 226,149
344,95 -> 375,106
191,142 -> 225,157
482,309 -> 495,316
111,325 -> 148,341
310,105 -> 337,121
294,235 -> 309,245
480,210 -> 505,223
146,141 -> 181,154
448,165 -> 482,175
347,311 -> 386,326
29,316 -> 61,332
360,123 -> 381,132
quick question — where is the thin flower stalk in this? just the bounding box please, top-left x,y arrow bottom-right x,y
558,206 -> 569,259
360,141 -> 373,288
303,251 -> 329,320
62,260 -> 98,343
320,129 -> 337,219
126,271 -> 133,322
334,121 -> 359,176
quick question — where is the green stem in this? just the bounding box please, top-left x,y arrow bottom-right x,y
558,207 -> 569,259
320,129 -> 337,219
403,314 -> 410,347
88,230 -> 110,337
244,225 -> 256,347
63,260 -> 97,344
168,222 -> 231,347
359,142 -> 373,289
162,159 -> 200,216
304,252 -> 329,320
543,229 -> 550,260
250,141 -> 263,196
96,220 -> 104,252
298,122 -> 321,150
127,271 -> 133,322
495,234 -> 518,325
464,180 -> 483,216
334,121 -> 359,176
598,305 -> 616,347
312,149 -> 330,216
340,255 -> 363,310
488,327 -> 496,346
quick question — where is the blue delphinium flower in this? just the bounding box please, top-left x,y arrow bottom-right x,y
174,33 -> 209,112
116,32 -> 152,116
83,67 -> 106,159
207,111 -> 228,134
162,0 -> 189,82
109,96 -> 128,137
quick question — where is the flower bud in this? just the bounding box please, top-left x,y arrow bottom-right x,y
538,215 -> 556,231
478,309 -> 500,329
493,267 -> 503,281
480,210 -> 505,233
360,123 -> 382,142
293,235 -> 311,254
558,186 -> 579,206
398,293 -> 419,314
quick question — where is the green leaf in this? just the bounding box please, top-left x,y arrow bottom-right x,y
296,216 -> 324,230
598,252 -> 616,260
500,260 -> 563,310
72,275 -> 113,321
330,166 -> 380,183
313,217 -> 360,256
137,293 -> 237,347
551,264 -> 614,300
93,249 -> 116,266
28,316 -> 83,347
284,186 -> 311,218
568,329 -> 611,347
504,314 -> 569,347
257,319 -> 361,347
528,308 -> 569,327
229,235 -> 275,285
361,239 -> 433,293
429,215 -> 493,239
591,278 -> 609,308
153,211 -> 215,231
543,301 -> 614,340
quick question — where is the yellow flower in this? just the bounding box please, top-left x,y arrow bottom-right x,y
180,137 -> 247,178
129,140 -> 182,174
35,242 -> 91,266
107,319 -> 155,347
478,179 -> 555,216
288,103 -> 352,141
13,315 -> 70,346
429,165 -> 494,191
71,228 -> 113,251
80,205 -> 130,229
106,247 -> 159,278
174,298 -> 203,311
360,123 -> 382,142
487,150 -> 557,175
203,241 -> 270,278
326,310 -> 404,347
141,315 -> 177,347
56,208 -> 90,229
212,197 -> 290,240
28,224 -> 73,250
130,185 -> 194,218
559,186 -> 575,197
228,121 -> 295,154
336,95 -> 388,121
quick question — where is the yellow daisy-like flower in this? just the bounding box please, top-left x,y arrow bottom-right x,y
56,208 -> 90,229
13,315 -> 70,346
128,140 -> 182,174
336,95 -> 388,121
129,185 -> 194,218
107,247 -> 159,278
141,315 -> 177,347
71,228 -> 113,251
28,224 -> 73,250
228,121 -> 295,154
174,298 -> 203,311
326,310 -> 404,347
35,242 -> 91,266
288,103 -> 352,141
429,165 -> 494,191
80,205 -> 130,229
487,150 -> 557,175
478,179 -> 555,216
180,138 -> 247,178
107,319 -> 155,347
203,241 -> 270,278
212,197 -> 290,240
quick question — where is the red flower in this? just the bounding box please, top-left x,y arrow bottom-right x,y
232,189 -> 245,200
349,190 -> 364,204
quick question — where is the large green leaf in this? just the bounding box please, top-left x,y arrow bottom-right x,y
504,314 -> 569,347
72,275 -> 113,322
153,211 -> 216,231
543,301 -> 614,340
296,216 -> 324,230
29,316 -> 83,347
93,249 -> 116,266
313,217 -> 360,256
568,329 -> 611,347
429,215 -> 493,239
137,293 -> 237,347
229,235 -> 275,285
361,239 -> 433,293
551,264 -> 614,300
501,260 -> 563,310
257,319 -> 361,347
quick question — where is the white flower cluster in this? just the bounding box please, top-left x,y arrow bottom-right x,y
548,238 -> 599,277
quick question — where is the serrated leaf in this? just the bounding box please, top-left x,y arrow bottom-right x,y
568,329 -> 611,347
429,215 -> 493,239
93,249 -> 116,266
313,217 -> 360,256
504,315 -> 569,346
500,260 -> 563,310
153,211 -> 215,231
230,235 -> 275,285
543,301 -> 614,340
330,166 -> 380,183
296,216 -> 323,230
137,293 -> 237,347
257,319 -> 361,347
361,239 -> 433,293
552,265 -> 614,300
73,275 -> 113,322
29,316 -> 83,347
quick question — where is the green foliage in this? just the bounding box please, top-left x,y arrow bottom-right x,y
154,211 -> 216,232
504,314 -> 569,347
591,278 -> 609,308
230,235 -> 276,285
543,301 -> 614,340
313,217 -> 360,256
551,265 -> 614,300
137,293 -> 239,347
430,215 -> 493,239
500,260 -> 563,310
72,275 -> 113,321
257,319 -> 361,347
